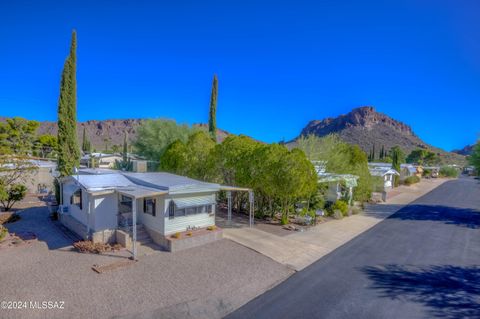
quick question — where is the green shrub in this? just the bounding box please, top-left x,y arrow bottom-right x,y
439,166 -> 459,178
280,214 -> 289,225
404,175 -> 420,186
0,226 -> 8,241
332,200 -> 349,216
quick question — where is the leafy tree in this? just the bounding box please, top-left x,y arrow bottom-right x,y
406,149 -> 438,165
0,183 -> 27,212
0,156 -> 36,211
57,30 -> 80,177
134,119 -> 197,161
209,74 -> 218,140
251,144 -> 317,221
81,127 -> 91,153
0,117 -> 39,154
35,134 -> 57,158
160,131 -> 216,181
212,135 -> 260,186
469,141 -> 480,174
159,140 -> 190,176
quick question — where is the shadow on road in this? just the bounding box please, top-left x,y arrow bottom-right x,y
363,203 -> 480,229
4,206 -> 74,250
388,205 -> 480,229
362,264 -> 480,319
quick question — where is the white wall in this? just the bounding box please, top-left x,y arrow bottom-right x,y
62,180 -> 88,225
93,193 -> 118,231
137,196 -> 165,234
163,192 -> 216,235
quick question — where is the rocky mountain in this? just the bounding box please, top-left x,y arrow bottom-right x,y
452,144 -> 474,156
1,117 -> 229,151
36,119 -> 145,151
295,106 -> 466,165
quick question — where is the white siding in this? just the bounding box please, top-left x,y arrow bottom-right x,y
93,193 -> 118,231
164,192 -> 216,235
137,196 -> 165,234
62,181 -> 88,225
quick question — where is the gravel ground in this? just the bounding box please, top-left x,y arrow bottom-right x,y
0,207 -> 293,319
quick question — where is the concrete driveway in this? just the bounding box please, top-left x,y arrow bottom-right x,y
223,178 -> 448,271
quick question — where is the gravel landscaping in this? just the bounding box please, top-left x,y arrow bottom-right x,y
0,207 -> 293,319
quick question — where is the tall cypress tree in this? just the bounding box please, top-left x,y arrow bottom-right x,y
122,131 -> 128,163
81,127 -> 90,153
208,74 -> 218,141
57,30 -> 80,177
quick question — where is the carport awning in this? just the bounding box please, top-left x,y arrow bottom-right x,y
173,196 -> 216,208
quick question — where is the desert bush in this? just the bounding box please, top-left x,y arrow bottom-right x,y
0,226 -> 8,241
206,225 -> 217,231
439,166 -> 459,178
280,214 -> 289,225
73,241 -> 121,254
332,200 -> 349,216
404,175 -> 420,186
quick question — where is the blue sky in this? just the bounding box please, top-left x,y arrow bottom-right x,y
0,0 -> 479,151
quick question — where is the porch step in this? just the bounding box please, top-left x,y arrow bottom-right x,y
134,225 -> 153,245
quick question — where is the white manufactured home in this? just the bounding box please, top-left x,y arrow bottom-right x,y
59,169 -> 226,253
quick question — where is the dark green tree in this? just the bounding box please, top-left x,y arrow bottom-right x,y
57,30 -> 80,177
391,146 -> 405,186
114,131 -> 133,171
81,127 -> 91,153
208,74 -> 218,141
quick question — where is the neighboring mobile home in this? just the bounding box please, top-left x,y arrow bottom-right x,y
59,169 -> 225,253
368,165 -> 400,191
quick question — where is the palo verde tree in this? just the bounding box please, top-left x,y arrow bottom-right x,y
57,30 -> 80,177
0,117 -> 39,155
208,74 -> 218,141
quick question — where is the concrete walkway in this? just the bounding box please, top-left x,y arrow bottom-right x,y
223,178 -> 449,271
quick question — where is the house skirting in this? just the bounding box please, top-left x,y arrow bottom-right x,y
60,214 -> 116,244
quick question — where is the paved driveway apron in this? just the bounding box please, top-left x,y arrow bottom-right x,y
226,177 -> 480,319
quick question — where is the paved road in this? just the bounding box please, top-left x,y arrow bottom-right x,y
226,177 -> 480,319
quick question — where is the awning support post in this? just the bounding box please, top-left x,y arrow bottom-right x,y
227,191 -> 232,226
132,198 -> 137,260
249,191 -> 254,228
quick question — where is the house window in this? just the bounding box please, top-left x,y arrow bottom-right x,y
186,207 -> 196,215
119,195 -> 133,214
206,204 -> 213,214
175,208 -> 185,217
143,198 -> 156,216
71,189 -> 82,210
168,201 -> 175,219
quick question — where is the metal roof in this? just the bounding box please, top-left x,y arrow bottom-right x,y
116,186 -> 168,198
369,167 -> 400,177
122,172 -> 221,192
173,196 -> 216,209
73,174 -> 134,192
68,170 -> 223,195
